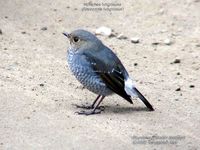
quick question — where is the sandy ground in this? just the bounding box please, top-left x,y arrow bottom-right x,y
0,0 -> 200,149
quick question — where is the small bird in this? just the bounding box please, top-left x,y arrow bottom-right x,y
63,29 -> 154,115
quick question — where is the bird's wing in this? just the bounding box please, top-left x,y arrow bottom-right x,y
82,51 -> 133,104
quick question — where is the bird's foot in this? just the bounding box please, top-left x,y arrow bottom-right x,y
72,104 -> 94,109
75,109 -> 102,116
72,104 -> 105,110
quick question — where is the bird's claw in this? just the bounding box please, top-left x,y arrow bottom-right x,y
75,109 -> 102,116
72,104 -> 105,110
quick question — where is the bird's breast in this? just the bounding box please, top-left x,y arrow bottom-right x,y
66,49 -> 112,96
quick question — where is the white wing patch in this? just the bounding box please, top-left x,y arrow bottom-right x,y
124,77 -> 137,97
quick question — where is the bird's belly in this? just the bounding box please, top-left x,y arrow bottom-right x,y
70,65 -> 112,96
67,55 -> 112,96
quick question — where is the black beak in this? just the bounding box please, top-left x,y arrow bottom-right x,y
63,32 -> 70,38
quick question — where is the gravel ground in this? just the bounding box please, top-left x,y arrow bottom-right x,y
0,0 -> 200,149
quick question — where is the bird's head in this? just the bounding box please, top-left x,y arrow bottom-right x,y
63,29 -> 102,52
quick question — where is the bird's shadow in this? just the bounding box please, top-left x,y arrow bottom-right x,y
103,105 -> 151,114
72,103 -> 151,115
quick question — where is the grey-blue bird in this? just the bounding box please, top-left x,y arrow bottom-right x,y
63,29 -> 154,115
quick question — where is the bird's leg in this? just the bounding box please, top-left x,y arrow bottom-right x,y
91,95 -> 101,108
73,95 -> 101,109
76,96 -> 105,115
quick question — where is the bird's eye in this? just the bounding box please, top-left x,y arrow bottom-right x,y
73,36 -> 79,43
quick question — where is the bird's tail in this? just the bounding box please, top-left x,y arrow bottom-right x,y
133,87 -> 154,111
124,78 -> 154,111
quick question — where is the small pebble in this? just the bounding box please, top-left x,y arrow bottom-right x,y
116,34 -> 127,40
130,37 -> 140,43
189,85 -> 195,88
175,88 -> 181,91
196,44 -> 200,47
158,8 -> 164,15
21,31 -> 26,34
152,41 -> 160,45
39,83 -> 44,87
41,27 -> 47,31
177,27 -> 183,32
173,59 -> 181,64
134,63 -> 138,66
177,72 -> 180,75
164,38 -> 172,45
160,29 -> 168,33
95,26 -> 112,37
0,29 -> 2,35
25,116 -> 30,119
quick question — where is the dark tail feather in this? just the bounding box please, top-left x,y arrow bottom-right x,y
133,87 -> 154,111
